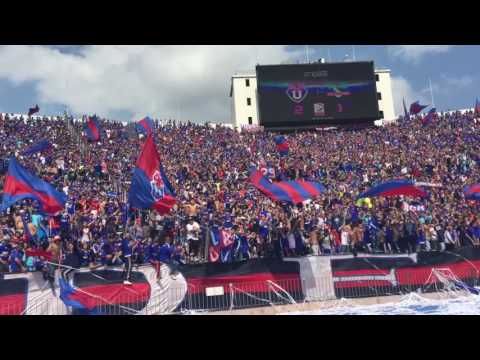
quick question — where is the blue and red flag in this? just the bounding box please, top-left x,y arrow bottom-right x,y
128,134 -> 176,214
249,168 -> 325,204
28,104 -> 40,117
409,101 -> 428,115
475,98 -> 480,116
357,180 -> 428,200
464,184 -> 480,201
84,116 -> 102,141
59,269 -> 152,315
208,227 -> 235,263
421,107 -> 436,126
22,139 -> 52,157
274,135 -> 289,156
0,157 -> 67,215
135,116 -> 155,136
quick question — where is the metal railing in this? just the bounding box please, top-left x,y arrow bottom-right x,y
1,268 -> 479,315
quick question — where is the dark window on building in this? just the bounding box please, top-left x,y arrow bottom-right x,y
379,111 -> 384,119
247,97 -> 252,106
377,92 -> 382,100
246,79 -> 250,87
375,74 -> 379,82
248,117 -> 253,125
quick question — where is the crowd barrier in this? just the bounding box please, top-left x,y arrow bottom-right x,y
2,249 -> 480,315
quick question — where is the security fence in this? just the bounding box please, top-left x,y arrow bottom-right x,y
1,268 -> 479,315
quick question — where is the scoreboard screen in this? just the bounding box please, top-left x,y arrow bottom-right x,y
256,61 -> 380,128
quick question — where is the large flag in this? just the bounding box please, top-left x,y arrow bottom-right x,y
249,168 -> 325,204
274,135 -> 289,156
208,227 -> 235,263
0,157 -> 67,215
421,107 -> 436,126
475,98 -> 480,116
128,134 -> 176,214
135,117 -> 155,136
84,116 -> 102,141
22,140 -> 52,157
28,105 -> 40,117
402,98 -> 410,122
409,101 -> 428,115
357,180 -> 428,200
464,184 -> 480,201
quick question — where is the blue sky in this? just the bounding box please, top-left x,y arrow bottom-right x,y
0,45 -> 477,122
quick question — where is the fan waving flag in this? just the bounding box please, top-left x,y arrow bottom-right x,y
28,105 -> 40,117
128,134 -> 176,214
464,184 -> 480,201
135,117 -> 155,136
274,135 -> 289,156
409,101 -> 428,115
357,180 -> 428,200
84,116 -> 102,141
0,157 -> 67,215
22,140 -> 52,157
249,168 -> 325,204
475,98 -> 480,116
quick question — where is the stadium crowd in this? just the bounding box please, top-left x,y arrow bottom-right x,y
1,109 -> 480,274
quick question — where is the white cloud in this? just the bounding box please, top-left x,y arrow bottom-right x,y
0,45 -> 301,123
388,45 -> 453,63
391,76 -> 430,115
439,74 -> 473,88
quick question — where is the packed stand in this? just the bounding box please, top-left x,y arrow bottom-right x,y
1,110 -> 480,274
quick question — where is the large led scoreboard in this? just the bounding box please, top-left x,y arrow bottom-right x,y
256,61 -> 380,128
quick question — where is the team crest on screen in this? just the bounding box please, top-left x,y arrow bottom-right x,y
150,170 -> 165,200
286,83 -> 308,103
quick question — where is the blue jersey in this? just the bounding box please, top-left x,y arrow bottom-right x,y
101,240 -> 113,257
121,239 -> 132,258
79,249 -> 93,267
60,214 -> 70,230
9,249 -> 24,272
157,244 -> 172,262
147,244 -> 159,262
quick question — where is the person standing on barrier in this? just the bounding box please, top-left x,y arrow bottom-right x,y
44,236 -> 61,292
120,234 -> 135,285
61,241 -> 80,281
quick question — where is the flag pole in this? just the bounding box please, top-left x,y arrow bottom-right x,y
352,45 -> 356,61
305,45 -> 309,63
327,47 -> 332,62
429,77 -> 435,108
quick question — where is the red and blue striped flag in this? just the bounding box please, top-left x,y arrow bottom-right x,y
464,184 -> 480,201
421,108 -> 436,126
249,167 -> 325,204
128,134 -> 176,214
357,180 -> 428,200
135,116 -> 155,136
28,104 -> 40,117
409,101 -> 428,115
274,135 -> 289,156
84,115 -> 102,141
0,157 -> 67,215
